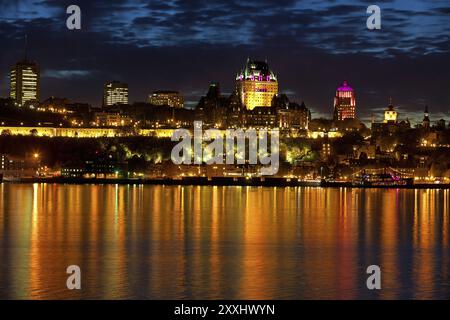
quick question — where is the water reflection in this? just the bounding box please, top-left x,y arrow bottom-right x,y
0,184 -> 449,299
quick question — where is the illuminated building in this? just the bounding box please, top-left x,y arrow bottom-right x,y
103,81 -> 129,107
0,125 -> 177,138
321,141 -> 332,161
236,58 -> 278,110
38,97 -> 71,114
61,166 -> 85,178
0,153 -> 37,176
384,100 -> 398,123
277,102 -> 310,130
94,112 -> 133,127
322,143 -> 331,156
149,91 -> 184,108
308,131 -> 343,139
1,154 -> 5,170
371,101 -> 410,139
244,107 -> 277,129
62,160 -> 127,179
333,81 -> 356,122
10,60 -> 40,107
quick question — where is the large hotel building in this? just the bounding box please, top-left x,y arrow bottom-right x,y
103,81 -> 129,107
10,60 -> 40,107
236,59 -> 278,110
333,80 -> 356,122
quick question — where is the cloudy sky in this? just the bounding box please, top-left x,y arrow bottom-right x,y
0,0 -> 449,123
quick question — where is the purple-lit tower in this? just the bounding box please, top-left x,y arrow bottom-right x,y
333,81 -> 356,122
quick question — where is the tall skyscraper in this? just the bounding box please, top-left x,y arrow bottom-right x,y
103,81 -> 129,107
236,58 -> 278,111
333,80 -> 356,122
10,60 -> 40,107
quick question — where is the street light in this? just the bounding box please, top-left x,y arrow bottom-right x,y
33,153 -> 41,177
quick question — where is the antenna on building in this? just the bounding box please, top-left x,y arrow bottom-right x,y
24,34 -> 28,61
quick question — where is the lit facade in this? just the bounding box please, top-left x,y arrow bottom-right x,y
1,154 -> 5,170
244,107 -> 277,128
321,142 -> 332,160
0,125 -> 176,138
103,81 -> 129,107
149,91 -> 184,108
10,60 -> 40,107
278,103 -> 310,130
333,81 -> 356,122
94,112 -> 133,127
236,59 -> 278,111
384,103 -> 398,123
371,101 -> 411,140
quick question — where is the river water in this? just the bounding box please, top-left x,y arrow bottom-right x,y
0,184 -> 449,299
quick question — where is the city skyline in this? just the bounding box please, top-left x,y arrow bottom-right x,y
2,0 -> 450,305
0,54 -> 446,126
0,0 -> 449,123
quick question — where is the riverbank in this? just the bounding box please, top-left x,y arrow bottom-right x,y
3,176 -> 450,189
4,176 -> 321,187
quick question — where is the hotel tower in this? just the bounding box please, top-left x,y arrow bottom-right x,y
236,59 -> 278,110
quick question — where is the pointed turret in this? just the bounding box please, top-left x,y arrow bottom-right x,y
423,106 -> 430,129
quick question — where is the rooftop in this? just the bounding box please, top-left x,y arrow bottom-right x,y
337,81 -> 353,92
237,58 -> 277,81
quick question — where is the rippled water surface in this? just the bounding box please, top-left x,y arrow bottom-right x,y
0,184 -> 449,299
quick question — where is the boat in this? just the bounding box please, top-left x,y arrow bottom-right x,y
352,173 -> 414,187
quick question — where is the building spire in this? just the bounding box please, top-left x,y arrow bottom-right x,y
24,34 -> 28,61
423,105 -> 430,129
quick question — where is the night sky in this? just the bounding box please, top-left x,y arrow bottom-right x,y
0,0 -> 449,123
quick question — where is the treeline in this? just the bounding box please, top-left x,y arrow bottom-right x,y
0,136 -> 176,167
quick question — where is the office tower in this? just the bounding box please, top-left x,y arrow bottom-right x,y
10,60 -> 40,107
333,80 -> 356,122
103,81 -> 129,107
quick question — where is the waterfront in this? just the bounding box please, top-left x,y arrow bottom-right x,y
0,184 -> 449,299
